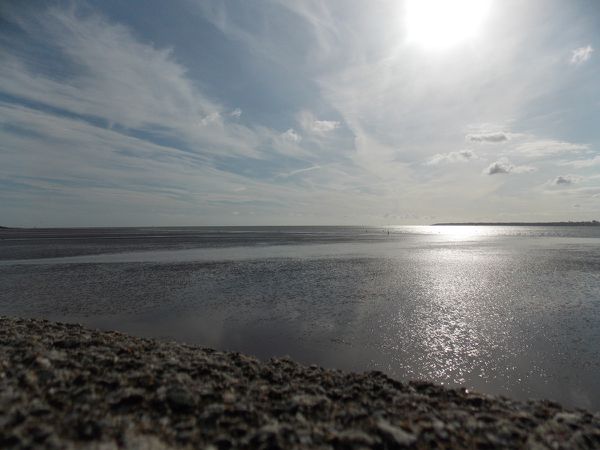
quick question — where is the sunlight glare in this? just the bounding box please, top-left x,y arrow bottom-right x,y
405,0 -> 492,50
436,225 -> 487,241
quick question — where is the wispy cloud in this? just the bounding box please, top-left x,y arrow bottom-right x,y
558,155 -> 600,169
0,6 -> 275,159
0,4 -> 365,225
543,186 -> 600,198
515,140 -> 588,157
466,132 -> 509,143
277,165 -> 322,178
1,7 -> 216,127
570,45 -> 594,65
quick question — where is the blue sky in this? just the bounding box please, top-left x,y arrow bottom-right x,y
1,0 -> 599,226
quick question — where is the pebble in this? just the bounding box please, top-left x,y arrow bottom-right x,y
166,386 -> 195,412
376,419 -> 417,447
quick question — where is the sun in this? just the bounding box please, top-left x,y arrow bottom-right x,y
405,0 -> 492,50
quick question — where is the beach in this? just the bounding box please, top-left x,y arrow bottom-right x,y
1,316 -> 599,449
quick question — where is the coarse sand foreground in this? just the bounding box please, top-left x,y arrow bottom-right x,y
1,316 -> 599,449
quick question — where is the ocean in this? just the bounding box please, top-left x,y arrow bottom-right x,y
1,225 -> 599,410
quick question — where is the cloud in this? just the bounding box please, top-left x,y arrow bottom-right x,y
277,165 -> 322,178
281,128 -> 302,142
516,140 -> 588,157
1,5 -> 375,226
298,111 -> 340,134
466,132 -> 509,143
486,160 -> 511,175
0,101 -> 359,226
0,102 -> 254,201
511,165 -> 537,174
485,158 -> 535,175
543,186 -> 600,198
1,6 -> 218,129
558,155 -> 600,169
554,176 -> 572,185
200,112 -> 221,126
570,45 -> 594,65
553,175 -> 578,185
312,119 -> 340,132
0,5 -> 277,158
427,150 -> 476,165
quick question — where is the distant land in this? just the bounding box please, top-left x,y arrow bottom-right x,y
432,221 -> 600,226
2,223 -> 600,229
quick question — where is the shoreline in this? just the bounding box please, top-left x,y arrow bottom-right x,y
1,316 -> 599,449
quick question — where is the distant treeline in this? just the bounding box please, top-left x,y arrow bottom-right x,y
433,221 -> 600,226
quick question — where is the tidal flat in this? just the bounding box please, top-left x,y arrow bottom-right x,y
1,226 -> 599,411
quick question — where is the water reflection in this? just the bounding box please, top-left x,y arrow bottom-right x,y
427,225 -> 489,241
410,250 -> 511,387
1,226 -> 599,410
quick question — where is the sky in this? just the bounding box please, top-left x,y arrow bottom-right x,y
1,0 -> 599,227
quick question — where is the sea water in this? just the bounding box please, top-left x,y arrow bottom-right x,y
1,225 -> 599,410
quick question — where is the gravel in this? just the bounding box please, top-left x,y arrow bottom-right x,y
1,316 -> 599,449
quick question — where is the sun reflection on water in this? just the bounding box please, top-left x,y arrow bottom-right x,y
389,225 -> 497,242
379,246 -> 518,390
432,225 -> 490,241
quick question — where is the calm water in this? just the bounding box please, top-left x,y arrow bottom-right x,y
1,226 -> 599,410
